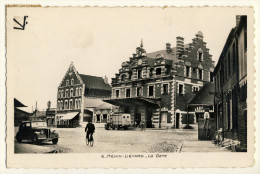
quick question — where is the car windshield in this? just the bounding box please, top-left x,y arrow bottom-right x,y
31,122 -> 47,127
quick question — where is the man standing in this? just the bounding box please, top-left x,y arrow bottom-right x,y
85,121 -> 95,143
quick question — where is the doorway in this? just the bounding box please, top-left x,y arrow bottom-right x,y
176,113 -> 180,129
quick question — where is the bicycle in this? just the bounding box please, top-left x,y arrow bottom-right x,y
86,132 -> 94,147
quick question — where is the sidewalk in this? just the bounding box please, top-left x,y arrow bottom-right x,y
181,140 -> 231,152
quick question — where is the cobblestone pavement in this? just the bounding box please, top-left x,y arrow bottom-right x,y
40,127 -> 190,153
15,127 -> 230,153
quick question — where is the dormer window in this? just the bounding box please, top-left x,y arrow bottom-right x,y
156,68 -> 161,75
66,80 -> 69,86
137,69 -> 142,79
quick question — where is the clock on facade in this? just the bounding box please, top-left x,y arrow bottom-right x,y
138,59 -> 142,65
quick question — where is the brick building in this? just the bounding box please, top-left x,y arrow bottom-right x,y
56,63 -> 112,127
105,32 -> 215,128
213,16 -> 247,150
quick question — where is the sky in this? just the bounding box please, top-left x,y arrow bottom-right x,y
6,7 -> 251,112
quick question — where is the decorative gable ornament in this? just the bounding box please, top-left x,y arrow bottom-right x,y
185,61 -> 191,66
198,64 -> 203,69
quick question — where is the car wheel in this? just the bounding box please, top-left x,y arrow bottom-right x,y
16,133 -> 22,143
52,138 -> 58,145
32,134 -> 39,144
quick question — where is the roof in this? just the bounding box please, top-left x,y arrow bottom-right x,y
188,83 -> 215,105
79,74 -> 111,91
146,47 -> 177,61
84,98 -> 109,108
14,98 -> 27,107
95,102 -> 117,109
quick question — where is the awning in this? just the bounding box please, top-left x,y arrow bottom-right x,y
58,112 -> 79,120
103,97 -> 161,107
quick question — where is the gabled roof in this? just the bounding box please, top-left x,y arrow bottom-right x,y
146,47 -> 177,60
79,74 -> 111,91
14,98 -> 27,107
188,83 -> 215,105
84,98 -> 109,108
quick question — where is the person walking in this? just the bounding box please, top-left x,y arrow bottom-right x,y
85,121 -> 95,144
140,119 -> 145,131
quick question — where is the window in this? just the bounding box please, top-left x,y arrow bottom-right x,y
137,69 -> 142,79
61,90 -> 64,98
75,99 -> 78,109
79,87 -> 82,96
126,88 -> 130,97
148,86 -> 154,97
57,101 -> 60,110
121,74 -> 126,81
198,52 -> 202,61
65,100 -> 68,110
137,87 -> 142,96
70,89 -> 73,97
199,69 -> 203,80
162,84 -> 168,94
76,88 -> 79,96
179,84 -> 184,95
210,72 -> 214,82
66,80 -> 69,86
156,68 -> 161,75
69,100 -> 73,110
65,90 -> 69,98
61,101 -> 63,110
115,90 -> 120,98
192,86 -> 199,92
71,79 -> 74,85
193,67 -> 196,72
78,99 -> 81,109
185,66 -> 190,77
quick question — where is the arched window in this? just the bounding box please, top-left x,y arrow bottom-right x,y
61,90 -> 64,98
66,80 -> 69,86
69,100 -> 73,110
61,101 -> 63,110
78,99 -> 81,109
76,88 -> 79,96
71,79 -> 74,85
65,100 -> 68,110
197,48 -> 203,61
70,88 -> 73,97
57,101 -> 60,110
75,99 -> 78,109
79,87 -> 82,96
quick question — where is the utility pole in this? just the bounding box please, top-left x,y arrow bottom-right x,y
35,101 -> 37,120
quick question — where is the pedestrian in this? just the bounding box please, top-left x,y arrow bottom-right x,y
85,120 -> 95,144
140,120 -> 145,131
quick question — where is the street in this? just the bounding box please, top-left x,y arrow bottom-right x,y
14,126 -> 230,153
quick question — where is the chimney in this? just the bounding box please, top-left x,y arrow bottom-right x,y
176,36 -> 184,57
104,76 -> 108,84
236,15 -> 241,27
166,43 -> 172,53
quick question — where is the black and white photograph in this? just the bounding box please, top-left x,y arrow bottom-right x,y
5,6 -> 255,168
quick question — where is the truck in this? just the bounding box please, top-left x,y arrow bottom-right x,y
105,113 -> 131,130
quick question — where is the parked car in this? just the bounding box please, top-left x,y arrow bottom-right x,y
15,121 -> 59,144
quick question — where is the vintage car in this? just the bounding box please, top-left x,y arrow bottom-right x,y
15,121 -> 59,144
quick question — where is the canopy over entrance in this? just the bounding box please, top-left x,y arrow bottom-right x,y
57,112 -> 79,120
103,97 -> 161,107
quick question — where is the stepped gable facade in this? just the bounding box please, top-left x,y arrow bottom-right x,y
106,32 -> 215,128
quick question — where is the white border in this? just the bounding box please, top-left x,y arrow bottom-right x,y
0,0 -> 260,174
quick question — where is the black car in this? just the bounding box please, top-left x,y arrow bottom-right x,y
15,121 -> 59,144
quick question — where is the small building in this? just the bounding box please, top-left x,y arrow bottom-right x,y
213,16 -> 247,151
93,103 -> 119,123
105,32 -> 215,129
14,98 -> 30,126
56,62 -> 112,127
187,82 -> 215,140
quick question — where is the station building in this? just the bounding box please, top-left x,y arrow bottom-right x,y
104,32 -> 215,128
